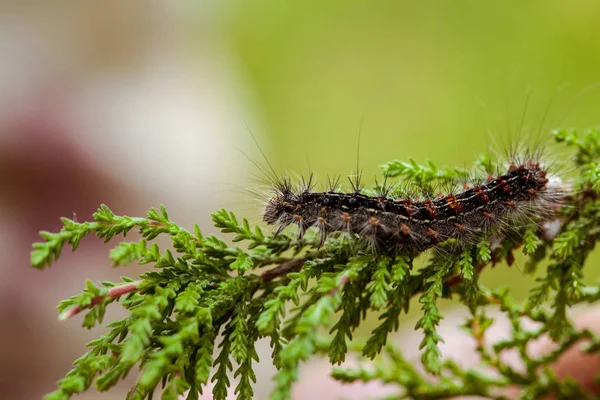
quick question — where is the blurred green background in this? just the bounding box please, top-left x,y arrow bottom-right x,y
222,0 -> 600,300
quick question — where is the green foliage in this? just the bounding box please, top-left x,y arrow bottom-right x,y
31,129 -> 600,399
381,158 -> 468,185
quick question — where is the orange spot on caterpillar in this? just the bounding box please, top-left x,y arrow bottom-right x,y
463,183 -> 470,190
321,207 -> 328,213
527,188 -> 537,196
509,163 -> 517,172
505,201 -> 517,209
427,228 -> 438,240
455,223 -> 467,233
487,174 -> 494,182
474,186 -> 489,203
483,211 -> 494,221
403,199 -> 416,216
446,193 -> 462,213
341,212 -> 352,223
400,223 -> 410,236
424,199 -> 438,219
317,217 -> 326,224
293,214 -> 302,222
369,217 -> 379,227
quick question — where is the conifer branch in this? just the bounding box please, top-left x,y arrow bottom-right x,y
30,128 -> 600,400
59,281 -> 143,320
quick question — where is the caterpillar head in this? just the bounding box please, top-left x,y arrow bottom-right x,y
263,194 -> 286,225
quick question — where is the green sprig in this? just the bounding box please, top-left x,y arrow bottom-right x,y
30,128 -> 600,399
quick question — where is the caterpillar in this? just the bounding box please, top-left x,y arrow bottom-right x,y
262,158 -> 567,252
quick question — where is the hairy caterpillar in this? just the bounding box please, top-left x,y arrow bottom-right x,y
262,155 -> 567,253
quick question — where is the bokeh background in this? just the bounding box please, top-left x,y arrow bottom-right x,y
1,1 -> 599,399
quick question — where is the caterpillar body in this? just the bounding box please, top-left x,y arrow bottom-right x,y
263,159 -> 566,251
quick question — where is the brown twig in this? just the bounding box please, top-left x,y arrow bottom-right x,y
328,275 -> 349,297
445,262 -> 488,288
260,258 -> 307,281
59,281 -> 142,320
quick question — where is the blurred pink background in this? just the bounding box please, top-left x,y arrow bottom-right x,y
0,3 -> 256,399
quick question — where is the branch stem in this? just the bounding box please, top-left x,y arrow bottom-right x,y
59,281 -> 142,320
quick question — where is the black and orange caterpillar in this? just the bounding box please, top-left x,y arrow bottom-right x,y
263,160 -> 565,251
